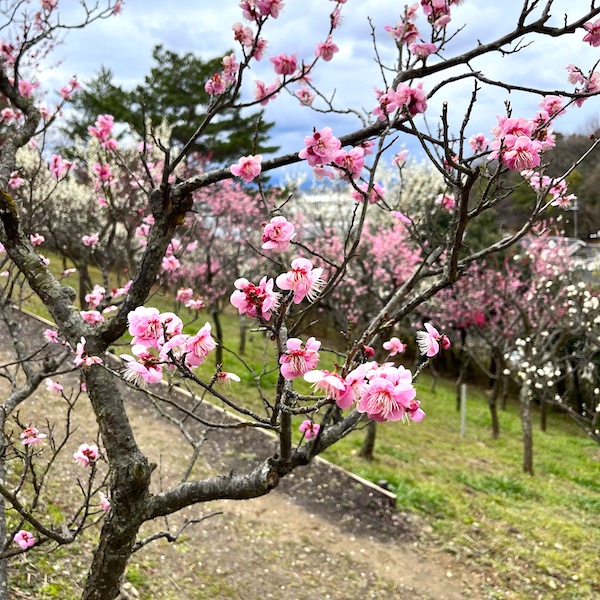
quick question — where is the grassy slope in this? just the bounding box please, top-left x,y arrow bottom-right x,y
16,249 -> 600,599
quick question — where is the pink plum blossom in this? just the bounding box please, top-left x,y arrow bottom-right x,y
45,378 -> 63,394
230,154 -> 262,182
80,310 -> 105,325
232,22 -> 254,46
215,371 -> 242,385
29,233 -> 45,246
82,233 -> 99,247
270,53 -> 297,76
383,337 -> 407,356
73,337 -> 102,367
276,258 -> 325,304
20,426 -> 47,446
261,216 -> 296,251
409,42 -> 437,57
303,370 -> 354,409
73,443 -> 99,467
299,420 -> 320,440
122,346 -> 163,387
351,182 -> 385,204
391,210 -> 412,224
230,276 -> 280,320
469,133 -> 489,153
254,79 -> 279,105
186,298 -> 205,311
298,127 -> 342,168
161,255 -> 181,273
9,172 -> 24,188
332,146 -> 365,180
582,18 -> 600,46
501,136 -> 542,171
295,86 -> 315,106
315,36 -> 339,61
85,285 -> 105,309
356,365 -> 418,422
99,492 -> 111,512
176,287 -> 194,303
44,328 -> 59,343
416,323 -> 450,357
205,73 -> 227,95
14,530 -> 35,550
279,337 -> 321,379
435,193 -> 456,211
183,323 -> 217,368
392,149 -> 409,167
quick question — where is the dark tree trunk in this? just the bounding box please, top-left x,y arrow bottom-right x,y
540,396 -> 547,432
212,310 -> 224,366
489,379 -> 501,439
239,316 -> 247,355
500,374 -> 509,410
359,419 -> 376,460
520,383 -> 534,475
81,366 -> 153,600
78,264 -> 92,310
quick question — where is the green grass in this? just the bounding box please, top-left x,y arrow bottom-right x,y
321,375 -> 600,599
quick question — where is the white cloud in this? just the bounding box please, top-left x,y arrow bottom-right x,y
34,0 -> 600,160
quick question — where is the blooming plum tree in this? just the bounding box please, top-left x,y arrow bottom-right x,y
0,1 -> 599,598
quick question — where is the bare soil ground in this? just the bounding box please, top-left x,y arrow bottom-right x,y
4,310 -> 488,599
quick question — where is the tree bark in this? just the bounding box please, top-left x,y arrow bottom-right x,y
489,377 -> 501,440
80,366 -> 152,600
540,396 -> 547,432
212,310 -> 224,366
359,419 -> 376,460
520,383 -> 534,475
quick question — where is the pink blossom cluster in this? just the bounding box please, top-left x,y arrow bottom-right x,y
73,337 -> 103,367
88,114 -> 118,150
231,257 -> 326,320
176,287 -> 205,310
304,361 -> 423,423
372,82 -> 428,121
298,127 -> 367,180
521,170 -> 577,209
82,232 -> 100,247
435,193 -> 456,212
566,64 -> 600,107
230,276 -> 280,320
468,133 -> 489,153
488,116 -> 548,171
49,154 -> 72,179
124,307 -> 218,385
240,0 -> 285,22
58,77 -> 81,101
205,53 -> 239,95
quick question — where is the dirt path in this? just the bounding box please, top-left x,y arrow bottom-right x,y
3,310 -> 486,599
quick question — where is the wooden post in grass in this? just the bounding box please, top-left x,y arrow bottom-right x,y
460,383 -> 467,437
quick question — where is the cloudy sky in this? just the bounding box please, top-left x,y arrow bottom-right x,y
39,0 -> 600,174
